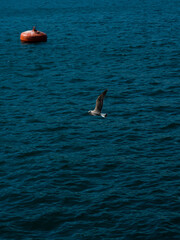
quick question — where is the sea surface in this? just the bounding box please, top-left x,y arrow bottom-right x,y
0,0 -> 180,239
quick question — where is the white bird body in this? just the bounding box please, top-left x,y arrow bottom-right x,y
88,89 -> 108,118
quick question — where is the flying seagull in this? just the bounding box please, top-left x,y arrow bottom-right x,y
88,89 -> 108,118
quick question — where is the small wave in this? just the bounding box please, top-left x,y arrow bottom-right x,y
17,150 -> 47,159
26,118 -> 43,123
158,136 -> 174,142
148,89 -> 165,96
1,86 -> 11,90
35,126 -> 66,133
16,72 -> 36,78
21,211 -> 61,231
152,105 -> 171,112
70,78 -> 85,83
161,122 -> 180,130
149,81 -> 160,86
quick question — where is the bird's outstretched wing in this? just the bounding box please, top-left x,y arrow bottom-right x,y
94,89 -> 108,113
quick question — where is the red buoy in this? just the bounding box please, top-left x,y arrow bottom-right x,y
20,27 -> 47,42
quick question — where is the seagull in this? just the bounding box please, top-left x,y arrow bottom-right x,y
88,89 -> 108,118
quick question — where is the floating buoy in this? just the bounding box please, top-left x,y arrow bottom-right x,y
20,27 -> 47,42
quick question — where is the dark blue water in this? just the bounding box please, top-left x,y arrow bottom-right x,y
0,0 -> 180,239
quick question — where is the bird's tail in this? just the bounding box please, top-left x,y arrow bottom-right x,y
101,113 -> 107,118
